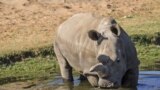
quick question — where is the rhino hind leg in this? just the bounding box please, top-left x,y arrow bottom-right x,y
54,43 -> 73,82
121,68 -> 139,88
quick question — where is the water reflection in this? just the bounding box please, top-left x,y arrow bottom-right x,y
33,71 -> 160,90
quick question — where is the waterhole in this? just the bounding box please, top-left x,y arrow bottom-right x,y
33,71 -> 160,90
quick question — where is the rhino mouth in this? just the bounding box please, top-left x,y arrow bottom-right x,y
84,72 -> 119,88
83,63 -> 120,88
98,78 -> 119,88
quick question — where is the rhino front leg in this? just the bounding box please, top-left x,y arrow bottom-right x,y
54,43 -> 73,82
59,60 -> 73,82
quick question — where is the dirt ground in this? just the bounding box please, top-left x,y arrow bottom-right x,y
0,0 -> 160,89
1,0 -> 159,55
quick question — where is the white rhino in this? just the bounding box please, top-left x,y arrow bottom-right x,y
54,13 -> 140,88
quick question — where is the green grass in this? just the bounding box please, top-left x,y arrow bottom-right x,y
136,44 -> 160,70
0,57 -> 59,85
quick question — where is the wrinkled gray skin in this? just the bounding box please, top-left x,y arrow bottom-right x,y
54,13 -> 140,88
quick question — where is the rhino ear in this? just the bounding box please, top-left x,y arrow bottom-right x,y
110,24 -> 121,36
88,30 -> 101,40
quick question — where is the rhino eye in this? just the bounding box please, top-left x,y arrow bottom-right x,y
117,60 -> 120,63
117,58 -> 120,63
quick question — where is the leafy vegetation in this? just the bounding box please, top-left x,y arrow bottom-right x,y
136,44 -> 160,70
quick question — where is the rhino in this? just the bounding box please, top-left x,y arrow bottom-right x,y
54,13 -> 140,88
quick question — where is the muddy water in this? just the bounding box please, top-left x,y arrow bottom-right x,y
33,71 -> 160,90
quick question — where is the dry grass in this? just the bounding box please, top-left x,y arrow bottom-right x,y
0,0 -> 160,55
119,14 -> 160,35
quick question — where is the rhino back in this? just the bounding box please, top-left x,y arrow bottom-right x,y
57,13 -> 101,43
55,13 -> 102,72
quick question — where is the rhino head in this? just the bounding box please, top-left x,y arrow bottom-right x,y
84,18 -> 127,88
